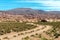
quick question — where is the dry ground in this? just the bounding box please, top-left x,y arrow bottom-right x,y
0,23 -> 52,40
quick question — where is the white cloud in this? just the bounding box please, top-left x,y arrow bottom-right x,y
39,1 -> 60,7
15,0 -> 60,7
15,0 -> 60,11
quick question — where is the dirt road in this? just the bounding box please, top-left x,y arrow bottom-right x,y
0,23 -> 52,40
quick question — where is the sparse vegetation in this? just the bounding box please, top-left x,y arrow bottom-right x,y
0,22 -> 36,35
0,20 -> 60,40
13,35 -> 17,37
34,21 -> 60,39
18,33 -> 21,36
3,37 -> 9,39
38,34 -> 41,38
41,20 -> 47,22
41,37 -> 48,40
31,34 -> 35,37
22,36 -> 30,40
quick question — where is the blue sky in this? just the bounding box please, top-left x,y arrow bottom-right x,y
0,0 -> 60,11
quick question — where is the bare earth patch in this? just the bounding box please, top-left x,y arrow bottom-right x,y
0,23 -> 52,40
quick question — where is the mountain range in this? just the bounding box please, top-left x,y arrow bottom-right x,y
0,8 -> 60,19
0,8 -> 60,14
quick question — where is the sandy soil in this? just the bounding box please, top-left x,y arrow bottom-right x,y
0,23 -> 52,40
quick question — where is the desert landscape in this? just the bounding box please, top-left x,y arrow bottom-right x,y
0,0 -> 60,40
0,8 -> 59,40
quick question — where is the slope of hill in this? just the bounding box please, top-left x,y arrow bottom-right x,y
0,8 -> 60,21
6,8 -> 45,15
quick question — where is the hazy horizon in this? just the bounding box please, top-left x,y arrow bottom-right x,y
0,0 -> 60,11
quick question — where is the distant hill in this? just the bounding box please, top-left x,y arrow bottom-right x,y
6,8 -> 45,15
0,8 -> 60,15
0,8 -> 60,19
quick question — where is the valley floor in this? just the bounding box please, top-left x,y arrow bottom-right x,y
0,23 -> 52,40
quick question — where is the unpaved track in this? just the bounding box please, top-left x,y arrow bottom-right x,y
0,23 -> 52,40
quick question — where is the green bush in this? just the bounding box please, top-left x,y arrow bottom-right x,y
41,37 -> 48,40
